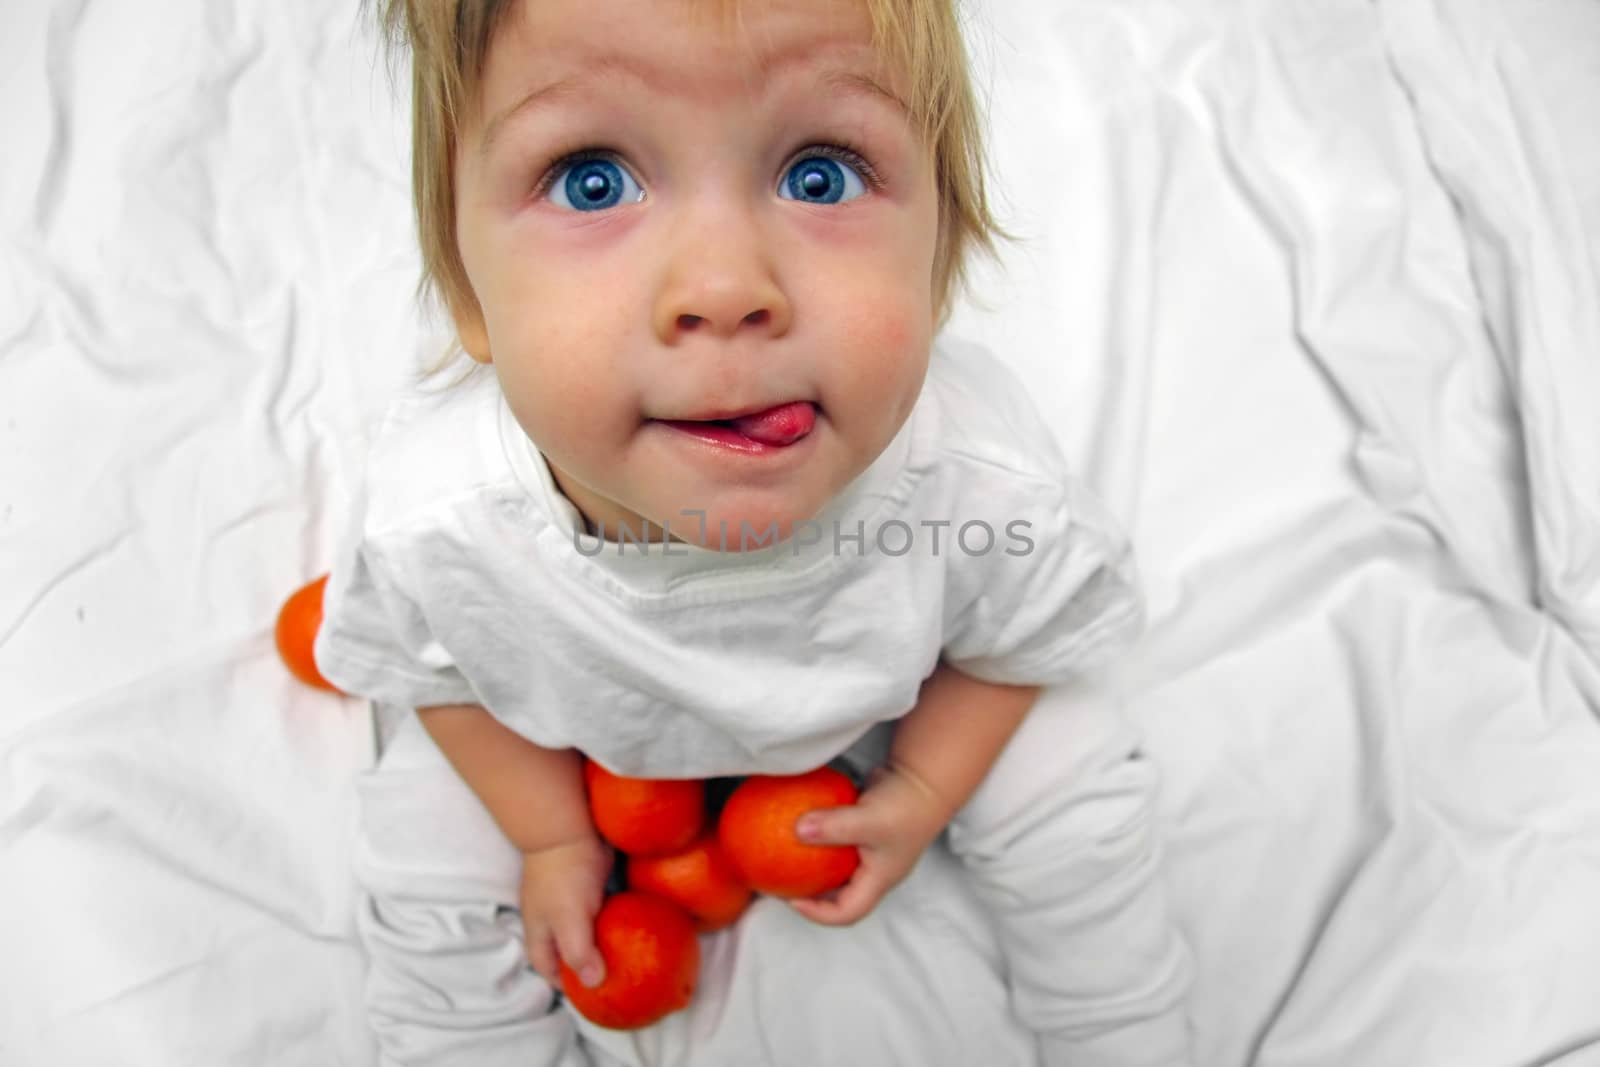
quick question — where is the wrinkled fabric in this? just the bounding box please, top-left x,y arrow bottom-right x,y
4,0 -> 1599,1064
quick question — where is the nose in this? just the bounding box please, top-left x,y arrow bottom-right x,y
652,200 -> 793,344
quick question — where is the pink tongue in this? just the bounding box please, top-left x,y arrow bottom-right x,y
728,402 -> 815,445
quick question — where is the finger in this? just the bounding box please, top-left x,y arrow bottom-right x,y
795,804 -> 875,847
552,906 -> 606,989
789,868 -> 884,927
789,889 -> 874,926
525,928 -> 560,985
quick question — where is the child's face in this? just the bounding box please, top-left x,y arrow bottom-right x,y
452,0 -> 939,547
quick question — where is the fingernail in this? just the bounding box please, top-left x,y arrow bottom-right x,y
581,962 -> 604,988
796,815 -> 820,842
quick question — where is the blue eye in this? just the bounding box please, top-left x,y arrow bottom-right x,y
779,155 -> 868,205
548,156 -> 644,212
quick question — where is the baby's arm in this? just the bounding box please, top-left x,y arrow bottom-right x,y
418,704 -> 612,988
789,664 -> 1038,925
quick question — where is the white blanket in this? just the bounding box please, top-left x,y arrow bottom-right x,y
3,0 -> 1598,1064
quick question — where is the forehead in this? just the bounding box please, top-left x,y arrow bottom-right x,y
472,0 -> 901,135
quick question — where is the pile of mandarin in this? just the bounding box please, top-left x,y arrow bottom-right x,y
573,760 -> 860,1029
274,574 -> 861,1031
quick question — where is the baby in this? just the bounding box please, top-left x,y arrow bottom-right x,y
318,0 -> 1192,1063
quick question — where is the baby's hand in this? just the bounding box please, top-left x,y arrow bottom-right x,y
786,762 -> 952,926
520,833 -> 614,990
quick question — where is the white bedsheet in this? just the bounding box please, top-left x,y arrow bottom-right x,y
4,0 -> 1598,1064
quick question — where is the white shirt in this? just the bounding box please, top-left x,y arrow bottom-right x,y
315,338 -> 1143,778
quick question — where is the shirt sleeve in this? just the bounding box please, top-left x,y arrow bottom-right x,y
314,490 -> 481,710
941,476 -> 1145,687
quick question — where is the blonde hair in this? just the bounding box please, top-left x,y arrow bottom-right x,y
376,0 -> 1004,374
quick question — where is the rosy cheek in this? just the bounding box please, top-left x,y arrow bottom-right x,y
858,292 -> 929,363
829,299 -> 929,413
872,311 -> 915,356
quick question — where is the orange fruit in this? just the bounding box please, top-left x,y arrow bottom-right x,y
584,760 -> 705,857
275,574 -> 341,692
627,830 -> 754,932
717,766 -> 860,899
559,891 -> 700,1030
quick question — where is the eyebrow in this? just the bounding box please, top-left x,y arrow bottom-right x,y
821,69 -> 910,119
478,57 -> 909,158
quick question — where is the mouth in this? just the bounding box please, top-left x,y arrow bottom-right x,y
657,401 -> 817,454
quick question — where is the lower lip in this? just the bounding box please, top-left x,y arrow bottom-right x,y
656,417 -> 814,456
